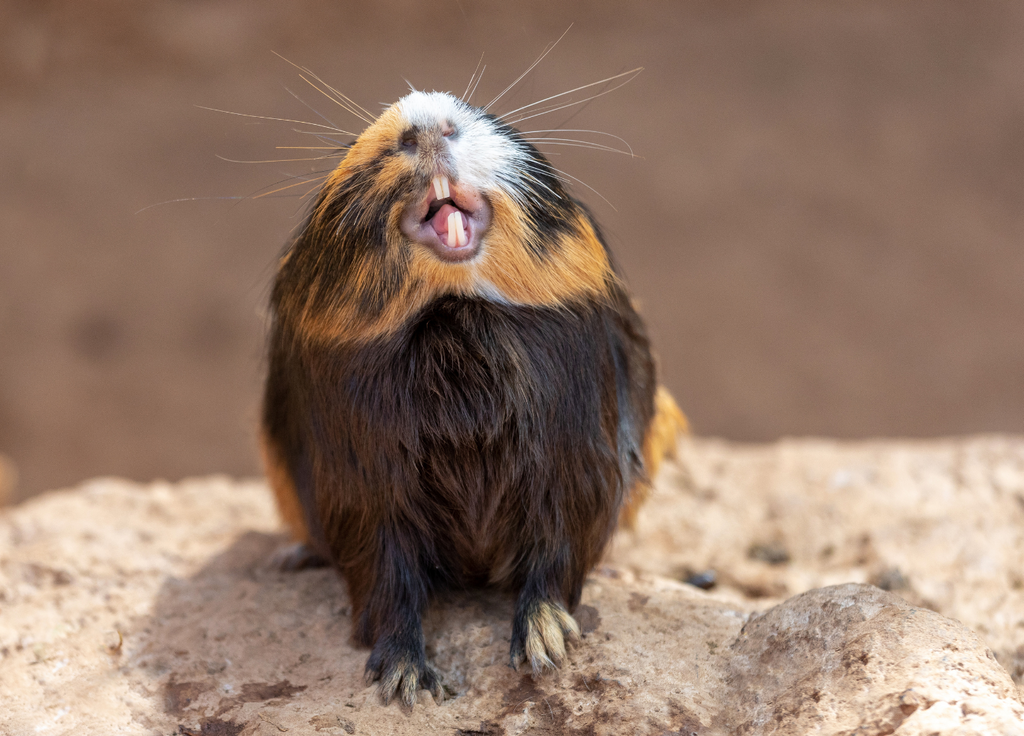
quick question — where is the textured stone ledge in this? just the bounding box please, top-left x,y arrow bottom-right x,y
2,437 -> 1023,735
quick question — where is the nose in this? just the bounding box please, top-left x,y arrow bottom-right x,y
417,125 -> 455,172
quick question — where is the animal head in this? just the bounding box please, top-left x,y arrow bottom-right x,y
275,90 -> 617,345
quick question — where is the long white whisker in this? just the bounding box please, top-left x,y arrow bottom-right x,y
298,73 -> 372,125
467,64 -> 486,105
520,128 -> 635,156
483,24 -> 573,112
516,169 -> 562,198
545,165 -> 616,211
272,51 -> 375,123
507,76 -> 641,127
139,168 -> 334,214
282,85 -> 350,135
135,196 -> 246,215
519,138 -> 635,156
463,52 -> 486,103
500,67 -> 642,121
252,172 -> 332,200
291,131 -> 351,146
568,173 -> 615,210
514,162 -> 575,191
196,106 -> 346,133
215,154 -> 344,165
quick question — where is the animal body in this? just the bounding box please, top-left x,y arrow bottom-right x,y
261,85 -> 686,706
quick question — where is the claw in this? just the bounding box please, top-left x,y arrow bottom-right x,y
365,651 -> 448,706
510,600 -> 581,675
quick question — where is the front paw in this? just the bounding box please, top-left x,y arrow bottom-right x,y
365,637 -> 447,706
509,599 -> 581,675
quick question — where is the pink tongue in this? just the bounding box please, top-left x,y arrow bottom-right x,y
430,203 -> 460,240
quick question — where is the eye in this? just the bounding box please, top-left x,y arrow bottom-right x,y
401,131 -> 417,149
442,123 -> 456,138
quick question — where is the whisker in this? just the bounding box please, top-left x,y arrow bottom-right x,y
196,105 -> 346,133
252,172 -> 332,200
134,196 -> 245,215
282,85 -> 358,136
483,24 -> 573,112
514,163 -> 575,193
506,91 -> 621,127
557,167 -> 616,211
299,73 -> 374,126
272,51 -> 375,123
135,169 -> 333,214
519,138 -> 635,156
314,78 -> 376,123
500,67 -> 642,122
463,52 -> 486,103
299,180 -> 326,200
520,128 -> 635,156
517,158 -> 616,211
291,131 -> 351,147
515,168 -> 562,195
467,66 -> 486,107
507,79 -> 640,128
216,154 -> 344,165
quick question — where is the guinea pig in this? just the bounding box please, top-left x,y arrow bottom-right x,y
260,85 -> 687,706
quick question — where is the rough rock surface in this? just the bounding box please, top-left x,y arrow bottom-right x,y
2,437 -> 1023,735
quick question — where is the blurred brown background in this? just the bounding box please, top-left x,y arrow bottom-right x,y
1,1 -> 1023,502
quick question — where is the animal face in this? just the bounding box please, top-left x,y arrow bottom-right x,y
275,91 -> 616,346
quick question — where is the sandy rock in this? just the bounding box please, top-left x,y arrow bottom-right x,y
1,437 -> 1023,735
611,435 -> 1024,692
724,585 -> 1023,735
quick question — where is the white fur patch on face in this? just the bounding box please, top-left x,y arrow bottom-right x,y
395,91 -> 528,196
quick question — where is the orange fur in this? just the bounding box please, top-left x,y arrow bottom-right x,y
477,193 -> 614,306
293,192 -> 616,347
260,429 -> 310,543
619,385 -> 688,528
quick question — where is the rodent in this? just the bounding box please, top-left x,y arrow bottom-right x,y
259,86 -> 687,706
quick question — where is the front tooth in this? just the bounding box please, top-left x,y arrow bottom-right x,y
447,210 -> 458,244
432,176 -> 444,200
454,211 -> 467,247
440,176 -> 451,199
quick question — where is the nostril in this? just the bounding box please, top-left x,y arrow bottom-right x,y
441,123 -> 456,138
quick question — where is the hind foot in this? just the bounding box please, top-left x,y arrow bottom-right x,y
509,599 -> 581,675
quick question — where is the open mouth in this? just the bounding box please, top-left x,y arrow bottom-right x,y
400,175 -> 490,263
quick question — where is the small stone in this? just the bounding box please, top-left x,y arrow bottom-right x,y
683,569 -> 717,590
871,566 -> 910,592
748,542 -> 791,565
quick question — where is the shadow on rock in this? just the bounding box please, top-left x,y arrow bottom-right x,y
129,531 -> 360,734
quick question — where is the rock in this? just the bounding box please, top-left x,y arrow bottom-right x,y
1,438 -> 1023,735
723,584 -> 1023,735
610,435 -> 1024,694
